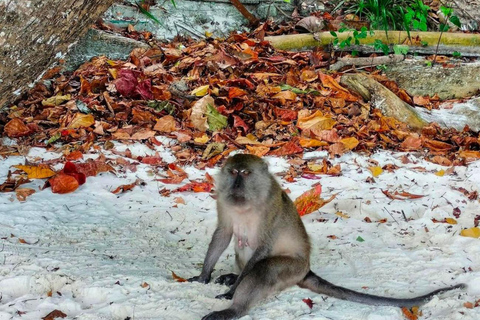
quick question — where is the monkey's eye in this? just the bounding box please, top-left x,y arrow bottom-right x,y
240,169 -> 250,176
230,169 -> 239,175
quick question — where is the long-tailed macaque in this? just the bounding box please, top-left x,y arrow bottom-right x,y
189,154 -> 465,320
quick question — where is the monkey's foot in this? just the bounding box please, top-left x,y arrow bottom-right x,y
187,275 -> 211,284
202,309 -> 237,320
215,291 -> 234,300
215,273 -> 238,286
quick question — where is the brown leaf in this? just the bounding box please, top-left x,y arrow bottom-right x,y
269,139 -> 303,156
42,309 -> 67,320
297,110 -> 336,134
190,95 -> 213,132
15,188 -> 36,201
382,189 -> 424,200
4,118 -> 33,138
154,115 -> 177,133
111,179 -> 144,194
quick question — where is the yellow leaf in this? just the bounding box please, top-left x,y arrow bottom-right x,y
307,163 -> 324,172
41,94 -> 71,107
68,113 -> 95,129
194,133 -> 209,144
335,211 -> 350,219
340,137 -> 359,150
369,166 -> 383,177
14,164 -> 56,179
435,169 -> 445,176
445,218 -> 457,225
460,227 -> 480,238
191,85 -> 210,97
205,31 -> 213,37
297,110 -> 336,134
108,68 -> 118,79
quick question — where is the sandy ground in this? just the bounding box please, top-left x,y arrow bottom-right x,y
1,140 -> 480,320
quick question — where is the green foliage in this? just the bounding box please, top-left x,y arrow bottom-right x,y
331,25 -> 368,54
393,44 -> 409,55
373,39 -> 390,55
452,51 -> 462,58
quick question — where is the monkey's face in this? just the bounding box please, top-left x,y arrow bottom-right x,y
217,154 -> 271,206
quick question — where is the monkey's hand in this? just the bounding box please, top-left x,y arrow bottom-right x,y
188,274 -> 211,284
215,290 -> 234,300
215,273 -> 238,286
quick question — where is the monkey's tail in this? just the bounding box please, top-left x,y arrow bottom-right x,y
298,270 -> 465,308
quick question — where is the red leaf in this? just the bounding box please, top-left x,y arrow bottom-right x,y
115,69 -> 138,97
228,87 -> 248,99
173,181 -> 213,193
136,79 -> 153,100
269,139 -> 303,156
302,298 -> 314,309
4,118 -> 33,138
232,115 -> 249,133
49,174 -> 80,194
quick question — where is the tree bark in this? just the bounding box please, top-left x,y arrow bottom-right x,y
0,0 -> 115,110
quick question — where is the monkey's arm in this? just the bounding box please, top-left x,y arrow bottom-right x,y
189,226 -> 233,284
216,245 -> 270,299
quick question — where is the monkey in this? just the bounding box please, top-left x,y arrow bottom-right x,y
189,154 -> 465,320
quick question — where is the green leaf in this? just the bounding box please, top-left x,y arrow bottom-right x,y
450,15 -> 461,27
76,100 -> 90,114
440,6 -> 453,16
452,51 -> 462,58
356,236 -> 365,242
206,104 -> 227,131
47,132 -> 61,145
330,31 -> 337,37
136,1 -> 161,24
440,23 -> 450,32
171,0 -> 177,8
393,44 -> 409,55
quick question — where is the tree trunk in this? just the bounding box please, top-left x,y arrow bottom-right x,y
0,0 -> 115,110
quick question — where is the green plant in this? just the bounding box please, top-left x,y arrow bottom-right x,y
330,26 -> 368,56
393,44 -> 409,55
373,39 -> 390,55
452,51 -> 462,58
433,5 -> 461,64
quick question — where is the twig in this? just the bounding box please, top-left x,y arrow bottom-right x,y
383,207 -> 398,224
229,0 -> 259,26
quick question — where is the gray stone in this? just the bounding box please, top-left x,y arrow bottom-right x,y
384,60 -> 480,100
65,29 -> 149,71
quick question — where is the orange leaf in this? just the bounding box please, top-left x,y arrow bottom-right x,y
111,179 -> 143,194
154,115 -> 177,133
246,145 -> 270,157
401,307 -> 418,320
172,271 -> 187,282
294,183 -> 323,216
49,174 -> 80,194
14,164 -> 56,179
173,181 -> 213,193
65,150 -> 83,161
272,91 -> 297,103
228,87 -> 248,99
141,282 -> 150,288
298,137 -> 328,148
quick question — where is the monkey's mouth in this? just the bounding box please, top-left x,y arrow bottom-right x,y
227,193 -> 247,204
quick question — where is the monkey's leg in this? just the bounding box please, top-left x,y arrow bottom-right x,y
203,256 -> 309,320
215,273 -> 238,286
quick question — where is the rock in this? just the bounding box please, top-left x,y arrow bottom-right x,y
384,60 -> 480,100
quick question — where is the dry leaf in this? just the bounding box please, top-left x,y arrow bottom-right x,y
190,95 -> 213,132
49,174 -> 80,194
369,166 -> 383,177
172,271 -> 187,282
154,115 -> 177,133
67,113 -> 95,129
14,164 -> 56,179
460,227 -> 480,238
15,188 -> 36,201
42,309 -> 67,320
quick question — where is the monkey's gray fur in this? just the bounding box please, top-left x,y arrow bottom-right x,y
189,154 -> 465,320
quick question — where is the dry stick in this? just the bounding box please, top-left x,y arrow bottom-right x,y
229,0 -> 260,26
